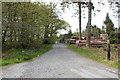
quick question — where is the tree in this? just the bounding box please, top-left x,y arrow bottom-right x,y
82,25 -> 101,39
101,26 -> 105,34
91,25 -> 101,38
82,29 -> 87,38
63,29 -> 73,40
2,2 -> 70,50
67,29 -> 73,38
107,0 -> 120,19
104,13 -> 114,35
86,0 -> 92,47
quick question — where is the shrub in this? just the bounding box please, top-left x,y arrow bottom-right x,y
48,35 -> 58,44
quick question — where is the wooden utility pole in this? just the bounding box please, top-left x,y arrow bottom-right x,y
63,0 -> 83,40
78,2 -> 82,40
73,2 -> 86,40
86,0 -> 92,47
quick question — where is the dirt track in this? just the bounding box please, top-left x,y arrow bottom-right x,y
1,43 -> 119,78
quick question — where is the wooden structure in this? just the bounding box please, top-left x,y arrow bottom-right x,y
76,39 -> 107,47
69,36 -> 79,44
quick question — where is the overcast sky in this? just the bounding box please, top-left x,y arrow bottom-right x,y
31,0 -> 118,34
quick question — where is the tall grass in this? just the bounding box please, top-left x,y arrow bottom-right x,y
1,44 -> 52,66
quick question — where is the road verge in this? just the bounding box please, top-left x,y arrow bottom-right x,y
67,44 -> 119,69
1,44 -> 52,66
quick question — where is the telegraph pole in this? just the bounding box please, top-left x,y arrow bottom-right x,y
72,2 -> 86,40
62,0 -> 83,40
78,2 -> 82,40
71,1 -> 82,40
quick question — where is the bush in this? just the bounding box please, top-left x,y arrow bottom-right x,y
3,38 -> 44,51
30,39 -> 43,49
109,33 -> 119,44
48,35 -> 58,44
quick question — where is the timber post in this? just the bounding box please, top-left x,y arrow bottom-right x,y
107,40 -> 110,61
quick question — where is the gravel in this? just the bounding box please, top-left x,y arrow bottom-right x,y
1,43 -> 119,78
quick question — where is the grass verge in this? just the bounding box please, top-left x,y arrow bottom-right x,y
67,44 -> 120,69
1,44 -> 52,66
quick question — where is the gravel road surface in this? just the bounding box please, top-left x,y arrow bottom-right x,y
1,43 -> 119,78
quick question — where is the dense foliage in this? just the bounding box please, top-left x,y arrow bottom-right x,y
104,13 -> 120,44
104,13 -> 114,35
2,2 -> 69,50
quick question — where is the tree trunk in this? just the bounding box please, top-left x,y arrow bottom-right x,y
2,26 -> 8,44
86,0 -> 92,47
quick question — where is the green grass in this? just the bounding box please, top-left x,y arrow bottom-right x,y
67,44 -> 119,69
1,44 -> 52,66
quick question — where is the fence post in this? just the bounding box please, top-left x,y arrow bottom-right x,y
107,40 -> 110,61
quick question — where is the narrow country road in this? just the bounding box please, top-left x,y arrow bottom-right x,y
1,44 -> 119,78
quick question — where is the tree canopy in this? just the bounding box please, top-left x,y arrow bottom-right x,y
104,13 -> 114,35
2,2 -> 70,50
